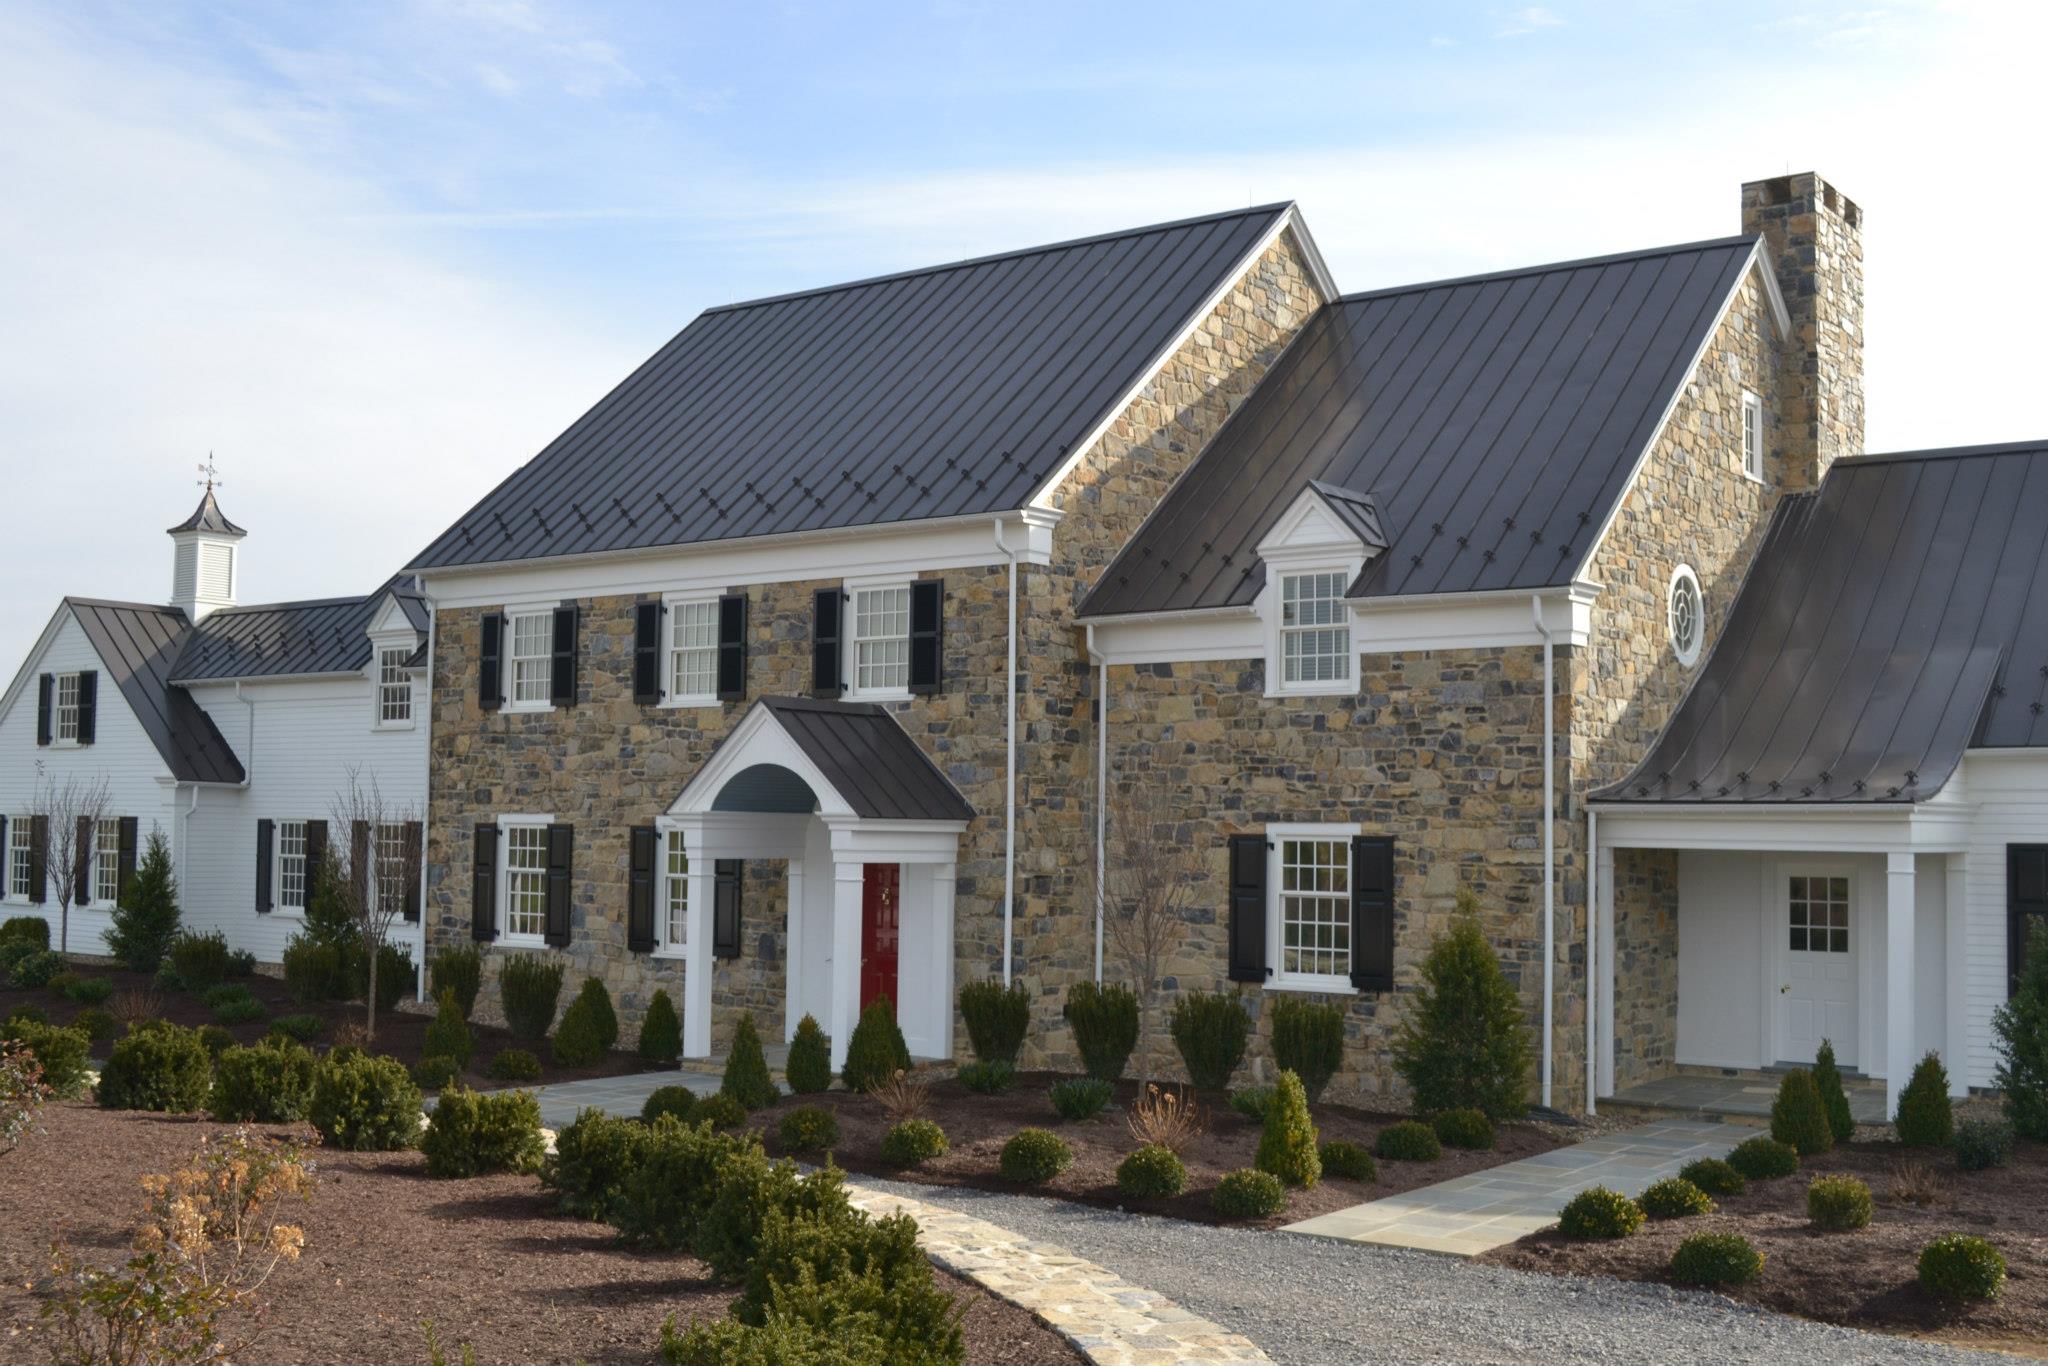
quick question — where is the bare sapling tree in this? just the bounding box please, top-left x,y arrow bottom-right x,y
327,766 -> 419,1045
1082,778 -> 1202,1081
34,772 -> 113,955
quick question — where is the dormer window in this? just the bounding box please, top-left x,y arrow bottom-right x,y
377,647 -> 413,727
1257,482 -> 1381,699
1280,571 -> 1352,686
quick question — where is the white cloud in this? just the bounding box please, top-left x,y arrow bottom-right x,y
1496,6 -> 1566,38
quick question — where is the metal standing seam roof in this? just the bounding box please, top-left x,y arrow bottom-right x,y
1596,440 -> 2048,805
166,485 -> 246,537
169,577 -> 426,683
752,697 -> 975,822
66,600 -> 245,785
1080,236 -> 1761,617
408,204 -> 1297,572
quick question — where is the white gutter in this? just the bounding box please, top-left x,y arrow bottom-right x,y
417,596 -> 436,1004
993,517 -> 1020,987
1086,622 -> 1105,986
1532,595 -> 1555,1110
1585,805 -> 1598,1117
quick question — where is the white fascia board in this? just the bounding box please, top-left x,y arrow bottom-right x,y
1591,801 -> 1972,854
420,509 -> 1058,612
365,592 -> 418,639
184,676 -> 367,705
0,601 -> 77,722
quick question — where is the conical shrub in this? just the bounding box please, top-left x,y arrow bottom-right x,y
424,988 -> 474,1070
842,997 -> 911,1093
1254,1069 -> 1321,1188
1769,1069 -> 1833,1155
638,989 -> 682,1065
1812,1039 -> 1855,1144
1895,1052 -> 1953,1147
721,1013 -> 780,1110
785,1014 -> 831,1094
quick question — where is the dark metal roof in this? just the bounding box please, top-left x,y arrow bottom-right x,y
170,577 -> 426,682
409,205 -> 1295,571
756,697 -> 975,822
66,600 -> 245,785
1081,236 -> 1759,617
1596,440 -> 2048,805
166,486 -> 245,537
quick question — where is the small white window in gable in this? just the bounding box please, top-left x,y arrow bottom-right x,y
377,647 -> 412,726
509,611 -> 553,706
276,821 -> 307,911
54,672 -> 80,743
1280,571 -> 1352,686
8,817 -> 33,899
668,599 -> 719,703
851,585 -> 911,695
663,829 -> 688,950
199,543 -> 235,599
93,819 -> 120,906
1668,565 -> 1705,667
1741,390 -> 1765,482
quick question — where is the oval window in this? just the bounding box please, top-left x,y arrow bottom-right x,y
1668,565 -> 1704,666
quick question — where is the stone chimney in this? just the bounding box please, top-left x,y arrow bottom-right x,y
1741,172 -> 1865,488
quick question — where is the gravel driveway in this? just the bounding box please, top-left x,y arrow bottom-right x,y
855,1176 -> 2006,1366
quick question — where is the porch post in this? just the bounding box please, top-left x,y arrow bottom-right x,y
1945,853 -> 1970,1097
682,823 -> 714,1060
932,862 -> 958,1062
1885,849 -> 1916,1117
829,858 -> 864,1072
785,860 -> 805,1044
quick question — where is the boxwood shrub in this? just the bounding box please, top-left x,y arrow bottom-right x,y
642,1084 -> 698,1125
209,1037 -> 317,1123
546,1108 -> 658,1220
1955,1117 -> 2015,1172
998,1127 -> 1071,1184
64,976 -> 113,1006
1806,1173 -> 1873,1230
1727,1135 -> 1800,1181
1212,1168 -> 1286,1219
1318,1139 -> 1377,1182
1229,1086 -> 1273,1122
482,1048 -> 539,1082
956,1060 -> 1015,1095
1375,1120 -> 1442,1162
1431,1107 -> 1496,1151
422,1085 -> 545,1178
778,1105 -> 840,1154
696,1092 -> 748,1131
1169,989 -> 1249,1091
71,1007 -> 117,1044
168,930 -> 233,991
1639,1176 -> 1714,1220
1679,1157 -> 1747,1196
269,1013 -> 324,1044
1557,1186 -> 1645,1240
1049,1076 -> 1113,1122
98,1021 -> 212,1113
1670,1231 -> 1765,1286
881,1118 -> 948,1168
958,979 -> 1030,1066
9,949 -> 64,989
0,1019 -> 91,1099
310,1050 -> 421,1151
1116,1143 -> 1188,1199
1918,1234 -> 2006,1301
1062,982 -> 1138,1083
411,1055 -> 462,1092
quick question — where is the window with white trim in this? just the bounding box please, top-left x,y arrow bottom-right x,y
54,672 -> 80,743
276,820 -> 308,911
93,819 -> 120,906
502,822 -> 548,941
663,829 -> 688,950
375,822 -> 408,919
668,599 -> 719,703
851,585 -> 911,694
1668,565 -> 1704,667
1741,390 -> 1765,482
377,647 -> 412,726
508,611 -> 552,706
1279,571 -> 1352,686
1277,835 -> 1351,984
7,817 -> 31,900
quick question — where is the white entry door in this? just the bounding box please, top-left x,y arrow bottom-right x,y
1777,870 -> 1857,1068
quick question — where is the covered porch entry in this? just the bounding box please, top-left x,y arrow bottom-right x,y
666,697 -> 973,1071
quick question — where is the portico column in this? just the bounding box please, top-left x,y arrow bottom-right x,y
932,862 -> 958,1061
829,858 -> 864,1072
784,860 -> 805,1044
1945,853 -> 1970,1098
1885,850 -> 1917,1118
682,824 -> 714,1059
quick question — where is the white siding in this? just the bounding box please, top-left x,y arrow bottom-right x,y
1953,751 -> 2048,1089
1675,850 -> 1765,1068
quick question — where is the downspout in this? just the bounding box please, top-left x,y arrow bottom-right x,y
1086,623 -> 1105,986
1531,596 -> 1555,1111
992,517 -> 1020,987
418,595 -> 437,1004
179,785 -> 202,909
1585,805 -> 1599,1116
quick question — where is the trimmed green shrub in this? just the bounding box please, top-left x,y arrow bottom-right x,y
1813,1038 -> 1856,1144
642,1085 -> 699,1125
1063,982 -> 1139,1083
212,994 -> 266,1026
778,1105 -> 840,1153
411,1055 -> 461,1091
1557,1186 -> 1645,1240
1270,997 -> 1345,1104
1806,1174 -> 1873,1231
45,969 -> 80,997
270,1012 -> 323,1043
1955,1116 -> 2015,1172
1318,1139 -> 1377,1182
1727,1135 -> 1800,1181
721,1205 -> 964,1363
696,1091 -> 748,1131
999,1127 -> 1072,1184
227,948 -> 256,978
423,991 -> 473,1070
1229,1086 -> 1274,1122
4,1002 -> 44,1025
422,1085 -> 545,1178
1117,1142 -> 1188,1199
197,1024 -> 236,1056
1170,989 -> 1249,1091
958,980 -> 1030,1066
0,1019 -> 91,1098
71,1007 -> 117,1044
956,1061 -> 1015,1095
1389,888 -> 1534,1120
1996,917 -> 2048,1140
351,941 -> 413,1014
784,1014 -> 830,1093
660,1306 -> 948,1366
1375,1120 -> 1442,1162
309,1050 -> 422,1151
167,930 -> 232,990
841,998 -> 911,1094
98,1022 -> 212,1113
1678,1157 -> 1747,1197
9,950 -> 64,989
552,977 -> 617,1067
1918,1233 -> 2006,1301
693,1151 -> 850,1281
546,1108 -> 656,1220
1255,1070 -> 1320,1187
639,989 -> 682,1065
210,1036 -> 317,1122
0,915 -> 49,949
499,955 -> 565,1043
722,1014 -> 780,1110
1770,1069 -> 1834,1155
1639,1177 -> 1714,1219
0,940 -> 39,980
63,976 -> 112,1006
283,936 -> 346,1004
487,1048 -> 542,1083
430,945 -> 483,1020
106,829 -> 180,973
881,1118 -> 949,1168
1432,1107 -> 1496,1151
1049,1076 -> 1113,1122
1895,1052 -> 1954,1147
201,982 -> 250,1010
1212,1168 -> 1286,1219
1670,1232 -> 1764,1287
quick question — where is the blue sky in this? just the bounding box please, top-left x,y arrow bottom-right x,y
0,0 -> 2040,662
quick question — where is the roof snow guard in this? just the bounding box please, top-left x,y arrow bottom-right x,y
169,576 -> 426,683
67,600 -> 244,785
1597,440 -> 2048,805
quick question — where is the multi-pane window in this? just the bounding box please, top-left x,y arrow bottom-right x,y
375,823 -> 408,919
1278,837 -> 1352,980
669,600 -> 719,701
503,824 -> 548,939
509,612 -> 552,705
1741,390 -> 1765,481
853,587 -> 910,693
54,672 -> 80,742
663,829 -> 688,949
277,821 -> 308,910
1280,572 -> 1351,685
1789,875 -> 1850,953
378,648 -> 412,724
7,818 -> 31,899
93,820 -> 120,906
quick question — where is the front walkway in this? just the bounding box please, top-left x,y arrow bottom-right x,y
1609,1071 -> 1889,1125
525,1069 -> 718,1129
1282,1118 -> 1755,1257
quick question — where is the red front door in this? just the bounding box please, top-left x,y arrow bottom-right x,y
861,863 -> 900,1014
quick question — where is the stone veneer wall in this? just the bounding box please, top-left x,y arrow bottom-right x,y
1608,847 -> 1678,1088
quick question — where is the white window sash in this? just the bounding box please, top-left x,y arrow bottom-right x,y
94,820 -> 120,906
850,586 -> 911,695
1265,823 -> 1361,992
667,599 -> 720,703
8,817 -> 32,899
1278,572 -> 1352,687
662,829 -> 688,951
277,821 -> 308,911
508,613 -> 553,706
500,822 -> 550,941
55,672 -> 80,742
377,648 -> 412,724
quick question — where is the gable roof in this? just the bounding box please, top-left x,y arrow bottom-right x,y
65,600 -> 245,785
170,576 -> 426,683
756,697 -> 975,822
409,204 -> 1305,572
1596,440 -> 2048,805
1080,236 -> 1762,617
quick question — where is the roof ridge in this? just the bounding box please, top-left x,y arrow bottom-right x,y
198,593 -> 371,617
1838,439 -> 2048,468
66,596 -> 185,616
1336,234 -> 1758,305
702,203 -> 1294,316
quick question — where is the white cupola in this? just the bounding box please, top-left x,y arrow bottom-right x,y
167,475 -> 245,622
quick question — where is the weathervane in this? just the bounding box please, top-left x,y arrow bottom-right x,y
197,454 -> 222,493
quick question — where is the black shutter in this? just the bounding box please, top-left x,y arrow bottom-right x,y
544,824 -> 574,947
471,823 -> 498,941
551,605 -> 579,707
1350,835 -> 1396,992
1227,834 -> 1268,983
713,859 -> 742,959
28,816 -> 47,904
116,815 -> 137,899
350,821 -> 370,909
75,816 -> 93,905
75,671 -> 97,745
812,589 -> 844,698
909,579 -> 944,695
402,821 -> 423,923
35,674 -> 51,746
627,825 -> 657,953
717,594 -> 748,701
2009,845 -> 2048,997
304,820 -> 328,890
478,612 -> 505,711
255,819 -> 274,913
633,601 -> 663,704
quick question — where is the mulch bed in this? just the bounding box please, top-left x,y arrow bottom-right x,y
751,1071 -> 1564,1228
1480,1135 -> 2048,1355
0,1103 -> 1084,1366
1,958 -> 655,1087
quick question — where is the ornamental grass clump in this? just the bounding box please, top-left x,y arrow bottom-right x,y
958,980 -> 1030,1066
1212,1168 -> 1287,1219
1049,1076 -> 1113,1122
1769,1069 -> 1834,1155
784,1014 -> 830,1093
881,1118 -> 949,1168
1063,982 -> 1138,1083
1127,1082 -> 1206,1154
1670,1231 -> 1764,1287
1318,1139 -> 1377,1182
1918,1234 -> 2006,1301
421,1085 -> 546,1178
999,1128 -> 1072,1184
639,989 -> 683,1066
1390,886 -> 1534,1120
1255,1070 -> 1320,1188
1639,1177 -> 1714,1220
1812,1038 -> 1857,1144
842,999 -> 912,1094
1557,1186 -> 1645,1240
1169,989 -> 1250,1091
411,1055 -> 461,1091
871,1069 -> 933,1126
722,1014 -> 780,1110
1375,1119 -> 1442,1162
1727,1135 -> 1800,1181
1117,1143 -> 1188,1199
1807,1174 -> 1874,1231
1894,1052 -> 1954,1147
1270,997 -> 1345,1103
